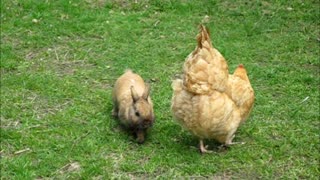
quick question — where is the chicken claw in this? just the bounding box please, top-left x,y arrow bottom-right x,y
225,134 -> 246,146
226,141 -> 246,146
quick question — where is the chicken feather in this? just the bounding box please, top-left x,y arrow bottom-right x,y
183,25 -> 229,94
172,25 -> 254,153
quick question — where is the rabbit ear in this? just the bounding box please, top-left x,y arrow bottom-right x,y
142,83 -> 150,100
130,86 -> 139,103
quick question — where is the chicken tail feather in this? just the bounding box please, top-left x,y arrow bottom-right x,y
196,24 -> 211,49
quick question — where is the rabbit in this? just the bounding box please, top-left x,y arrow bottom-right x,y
112,70 -> 155,143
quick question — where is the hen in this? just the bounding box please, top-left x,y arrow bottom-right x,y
171,25 -> 254,153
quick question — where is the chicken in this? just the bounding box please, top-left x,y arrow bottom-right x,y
171,25 -> 254,153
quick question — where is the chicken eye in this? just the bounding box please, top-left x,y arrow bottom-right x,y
135,112 -> 140,117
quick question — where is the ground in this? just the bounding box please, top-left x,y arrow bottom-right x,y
1,0 -> 319,179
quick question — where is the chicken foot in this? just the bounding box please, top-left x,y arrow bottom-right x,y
199,140 -> 212,154
225,134 -> 245,146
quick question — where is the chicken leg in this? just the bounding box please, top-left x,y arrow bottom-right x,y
199,139 -> 212,154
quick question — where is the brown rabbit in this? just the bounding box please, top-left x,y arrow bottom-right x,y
112,70 -> 155,143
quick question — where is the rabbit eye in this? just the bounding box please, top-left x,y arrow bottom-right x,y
135,112 -> 140,117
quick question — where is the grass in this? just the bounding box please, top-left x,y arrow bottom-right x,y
1,0 -> 319,179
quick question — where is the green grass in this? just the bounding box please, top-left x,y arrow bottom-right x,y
1,0 -> 319,179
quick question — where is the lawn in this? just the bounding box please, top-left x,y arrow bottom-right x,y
1,0 -> 319,179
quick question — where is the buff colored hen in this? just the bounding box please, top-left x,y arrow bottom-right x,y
171,25 -> 254,153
